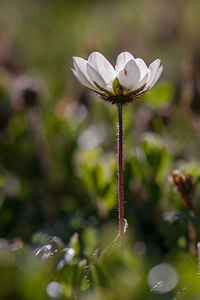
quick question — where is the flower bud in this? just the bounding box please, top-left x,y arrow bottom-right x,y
170,169 -> 194,212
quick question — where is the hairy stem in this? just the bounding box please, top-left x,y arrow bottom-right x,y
117,103 -> 124,250
180,193 -> 198,254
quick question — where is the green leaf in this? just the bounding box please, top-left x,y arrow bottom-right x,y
69,233 -> 80,256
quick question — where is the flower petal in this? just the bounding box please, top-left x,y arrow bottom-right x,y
133,72 -> 148,90
115,51 -> 134,73
87,52 -> 116,89
72,57 -> 97,90
86,63 -> 108,91
135,58 -> 148,79
118,59 -> 141,91
146,59 -> 161,88
149,65 -> 163,90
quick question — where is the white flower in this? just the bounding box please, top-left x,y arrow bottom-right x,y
72,51 -> 163,104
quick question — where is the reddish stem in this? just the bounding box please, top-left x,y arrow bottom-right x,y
117,103 -> 124,250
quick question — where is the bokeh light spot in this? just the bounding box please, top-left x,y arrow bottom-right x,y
147,263 -> 178,294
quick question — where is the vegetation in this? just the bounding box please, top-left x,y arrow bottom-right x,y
1,0 -> 200,299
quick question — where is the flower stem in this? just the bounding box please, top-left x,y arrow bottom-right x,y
117,103 -> 124,250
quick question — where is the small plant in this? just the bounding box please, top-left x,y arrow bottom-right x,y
72,51 -> 163,250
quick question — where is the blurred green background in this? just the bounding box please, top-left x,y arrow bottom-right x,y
1,0 -> 200,299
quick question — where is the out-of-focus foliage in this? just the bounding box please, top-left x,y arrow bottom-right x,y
143,81 -> 174,109
1,0 -> 200,299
